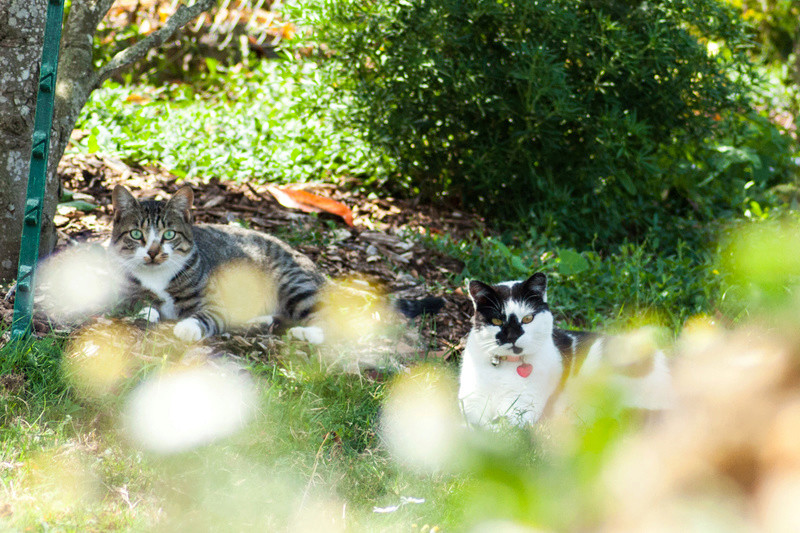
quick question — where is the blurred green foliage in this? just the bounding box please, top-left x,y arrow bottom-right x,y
720,212 -> 800,312
726,0 -> 800,66
294,0 -> 798,251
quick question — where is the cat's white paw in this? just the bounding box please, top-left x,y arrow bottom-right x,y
246,315 -> 274,326
137,306 -> 160,323
288,326 -> 324,345
174,318 -> 205,342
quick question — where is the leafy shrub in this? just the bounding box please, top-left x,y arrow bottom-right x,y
297,0 -> 796,250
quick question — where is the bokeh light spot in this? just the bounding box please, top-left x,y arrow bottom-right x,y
124,361 -> 257,454
380,365 -> 463,472
317,278 -> 396,344
63,322 -> 138,399
37,244 -> 125,322
207,260 -> 278,326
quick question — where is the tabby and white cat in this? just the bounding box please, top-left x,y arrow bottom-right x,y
110,185 -> 329,343
458,273 -> 672,427
111,185 -> 444,344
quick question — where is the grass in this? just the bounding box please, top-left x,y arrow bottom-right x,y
0,331 -> 471,531
0,304 -> 644,531
0,312 -> 682,531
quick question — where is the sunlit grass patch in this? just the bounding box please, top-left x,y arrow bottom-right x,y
0,379 -> 157,530
0,314 -> 464,530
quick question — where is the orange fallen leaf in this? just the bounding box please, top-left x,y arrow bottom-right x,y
265,185 -> 354,227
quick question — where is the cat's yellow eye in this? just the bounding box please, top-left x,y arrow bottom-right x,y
521,315 -> 533,324
491,318 -> 503,326
129,229 -> 143,240
163,229 -> 176,240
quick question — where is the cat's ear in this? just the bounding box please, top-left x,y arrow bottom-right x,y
468,280 -> 497,308
522,272 -> 547,302
112,185 -> 138,217
167,186 -> 194,221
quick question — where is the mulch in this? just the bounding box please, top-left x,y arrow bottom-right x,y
1,153 -> 481,361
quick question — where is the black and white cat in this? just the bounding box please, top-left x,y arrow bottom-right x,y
458,273 -> 672,427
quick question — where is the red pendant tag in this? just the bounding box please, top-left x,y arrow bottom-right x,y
516,363 -> 532,378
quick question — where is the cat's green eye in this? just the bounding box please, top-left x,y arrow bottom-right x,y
129,229 -> 143,240
491,318 -> 503,326
163,229 -> 176,240
521,315 -> 534,324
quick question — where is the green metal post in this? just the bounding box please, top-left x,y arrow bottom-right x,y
10,0 -> 66,340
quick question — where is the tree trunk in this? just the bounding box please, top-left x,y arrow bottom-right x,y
0,0 -> 61,282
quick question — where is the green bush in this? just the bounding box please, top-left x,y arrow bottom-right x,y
297,0 -> 796,250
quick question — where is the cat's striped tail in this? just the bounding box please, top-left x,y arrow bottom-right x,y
393,297 -> 445,318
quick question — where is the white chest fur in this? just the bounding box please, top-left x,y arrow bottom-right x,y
127,255 -> 188,320
134,268 -> 177,319
458,328 -> 564,426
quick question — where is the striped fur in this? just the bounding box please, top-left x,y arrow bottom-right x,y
458,273 -> 672,427
110,185 -> 325,341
